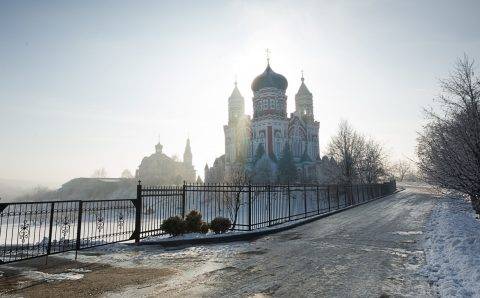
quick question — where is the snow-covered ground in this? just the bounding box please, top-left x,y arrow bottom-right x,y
422,193 -> 480,297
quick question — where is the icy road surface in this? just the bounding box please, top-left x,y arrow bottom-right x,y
112,186 -> 437,297
1,186 -> 440,297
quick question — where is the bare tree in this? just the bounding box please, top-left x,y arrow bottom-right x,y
222,165 -> 249,229
91,168 -> 107,178
327,120 -> 365,184
121,169 -> 134,179
393,160 -> 411,182
417,55 -> 480,213
360,139 -> 389,184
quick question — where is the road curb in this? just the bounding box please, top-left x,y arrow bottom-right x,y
138,188 -> 404,247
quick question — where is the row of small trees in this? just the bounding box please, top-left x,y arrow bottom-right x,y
417,55 -> 480,214
326,121 -> 390,185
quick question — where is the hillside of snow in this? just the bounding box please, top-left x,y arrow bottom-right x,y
422,194 -> 480,297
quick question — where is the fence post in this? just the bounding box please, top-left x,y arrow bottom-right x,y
248,184 -> 252,231
347,186 -> 351,206
303,185 -> 307,218
182,181 -> 186,219
350,185 -> 353,205
134,181 -> 142,244
316,185 -> 320,215
356,185 -> 360,205
327,186 -> 331,212
336,185 -> 340,209
46,202 -> 55,262
267,185 -> 271,227
351,186 -> 354,205
75,201 -> 83,260
287,183 -> 291,221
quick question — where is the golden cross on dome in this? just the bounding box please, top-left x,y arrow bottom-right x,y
265,48 -> 271,64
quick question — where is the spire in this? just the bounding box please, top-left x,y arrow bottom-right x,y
266,48 -> 271,65
229,80 -> 243,99
183,138 -> 192,166
228,79 -> 245,124
296,71 -> 311,96
155,140 -> 163,154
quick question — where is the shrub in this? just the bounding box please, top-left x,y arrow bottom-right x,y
199,222 -> 209,234
210,217 -> 231,234
185,210 -> 203,233
160,216 -> 186,236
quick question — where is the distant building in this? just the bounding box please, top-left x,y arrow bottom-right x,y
205,61 -> 322,183
136,139 -> 196,185
204,155 -> 225,184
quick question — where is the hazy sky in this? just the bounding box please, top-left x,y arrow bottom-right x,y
1,0 -> 479,187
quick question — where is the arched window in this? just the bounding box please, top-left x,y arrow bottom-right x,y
258,131 -> 266,147
274,130 -> 282,158
288,126 -> 307,157
295,128 -> 302,157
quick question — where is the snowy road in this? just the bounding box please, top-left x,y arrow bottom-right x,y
1,186 -> 444,297
112,186 -> 437,297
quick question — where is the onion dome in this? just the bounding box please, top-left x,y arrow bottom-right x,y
251,64 -> 288,92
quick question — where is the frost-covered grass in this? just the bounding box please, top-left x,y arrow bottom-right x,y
422,194 -> 480,297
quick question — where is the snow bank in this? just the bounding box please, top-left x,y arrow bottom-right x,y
20,269 -> 87,282
422,195 -> 480,297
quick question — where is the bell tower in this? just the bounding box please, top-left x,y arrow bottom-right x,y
228,80 -> 245,124
295,72 -> 313,120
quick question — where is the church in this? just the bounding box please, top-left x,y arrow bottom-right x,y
136,139 -> 196,185
205,60 -> 322,183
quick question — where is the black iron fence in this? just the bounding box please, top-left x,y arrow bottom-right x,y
0,180 -> 396,264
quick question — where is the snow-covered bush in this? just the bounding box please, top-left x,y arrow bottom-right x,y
160,216 -> 186,236
185,210 -> 203,233
210,217 -> 231,234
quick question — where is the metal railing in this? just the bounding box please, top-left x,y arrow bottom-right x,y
0,180 -> 396,264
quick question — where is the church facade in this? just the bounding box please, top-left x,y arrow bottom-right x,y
136,139 -> 196,185
206,61 -> 321,183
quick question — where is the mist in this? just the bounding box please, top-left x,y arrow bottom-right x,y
1,0 -> 479,188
